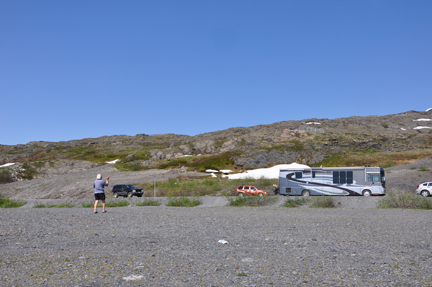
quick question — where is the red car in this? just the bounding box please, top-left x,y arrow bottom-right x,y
236,185 -> 269,197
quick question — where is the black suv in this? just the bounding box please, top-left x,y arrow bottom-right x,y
111,184 -> 144,198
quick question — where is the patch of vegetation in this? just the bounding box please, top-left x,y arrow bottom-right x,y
0,194 -> 26,208
158,157 -> 189,169
0,168 -> 14,184
283,197 -> 309,208
135,198 -> 161,206
310,196 -> 336,208
105,199 -> 130,207
166,196 -> 201,207
159,151 -> 241,172
21,163 -> 38,180
57,202 -> 75,208
50,201 -> 76,208
33,201 -> 47,208
378,190 -> 432,209
138,177 -> 277,197
419,167 -> 430,172
288,140 -> 305,152
33,201 -> 76,208
227,195 -> 277,207
113,162 -> 150,171
81,201 -> 94,208
315,149 -> 432,168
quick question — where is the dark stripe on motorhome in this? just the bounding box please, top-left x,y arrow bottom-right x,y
286,173 -> 359,196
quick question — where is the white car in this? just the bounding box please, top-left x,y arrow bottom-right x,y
416,182 -> 432,197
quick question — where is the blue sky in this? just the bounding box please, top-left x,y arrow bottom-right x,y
1,0 -> 431,145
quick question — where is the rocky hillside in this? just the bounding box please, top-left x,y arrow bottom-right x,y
1,110 -> 432,181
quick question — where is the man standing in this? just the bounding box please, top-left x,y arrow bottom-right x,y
94,174 -> 109,214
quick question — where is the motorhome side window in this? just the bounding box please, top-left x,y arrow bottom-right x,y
367,174 -> 380,182
333,171 -> 353,184
295,172 -> 302,178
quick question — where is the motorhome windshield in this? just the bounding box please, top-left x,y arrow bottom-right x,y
380,167 -> 386,188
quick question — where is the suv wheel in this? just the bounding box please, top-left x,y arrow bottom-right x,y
127,192 -> 132,198
238,192 -> 244,197
114,193 -> 118,198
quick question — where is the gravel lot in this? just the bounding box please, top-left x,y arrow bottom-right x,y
1,202 -> 432,286
1,158 -> 432,286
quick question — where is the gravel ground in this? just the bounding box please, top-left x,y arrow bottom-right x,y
1,204 -> 432,286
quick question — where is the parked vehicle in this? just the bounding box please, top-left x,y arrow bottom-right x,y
111,184 -> 143,198
279,166 -> 386,196
416,182 -> 432,197
236,185 -> 269,197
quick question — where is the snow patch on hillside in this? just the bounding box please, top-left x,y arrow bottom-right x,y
227,163 -> 310,179
0,163 -> 15,168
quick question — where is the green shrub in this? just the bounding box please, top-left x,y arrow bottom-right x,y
378,190 -> 432,209
136,198 -> 161,206
49,201 -> 76,208
227,195 -> 277,207
33,201 -> 75,208
81,201 -> 94,208
20,163 -> 38,180
310,196 -> 336,208
113,162 -> 149,171
105,199 -> 130,207
33,201 -> 47,208
0,168 -> 14,184
283,197 -> 309,208
166,196 -> 201,207
0,194 -> 26,208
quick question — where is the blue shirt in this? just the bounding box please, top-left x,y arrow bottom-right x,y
94,179 -> 108,194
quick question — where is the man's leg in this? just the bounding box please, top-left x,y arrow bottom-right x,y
94,200 -> 99,213
102,200 -> 106,213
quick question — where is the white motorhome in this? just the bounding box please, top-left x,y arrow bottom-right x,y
279,166 -> 385,196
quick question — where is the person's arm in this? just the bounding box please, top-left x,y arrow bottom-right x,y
105,176 -> 109,186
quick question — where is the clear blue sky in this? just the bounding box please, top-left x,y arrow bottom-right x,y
1,0 -> 431,145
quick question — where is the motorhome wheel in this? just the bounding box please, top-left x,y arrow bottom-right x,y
302,190 -> 310,196
363,190 -> 371,196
